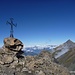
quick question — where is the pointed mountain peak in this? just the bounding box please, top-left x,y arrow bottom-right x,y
65,39 -> 74,44
66,39 -> 73,42
62,39 -> 75,49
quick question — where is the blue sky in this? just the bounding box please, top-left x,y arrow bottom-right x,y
0,0 -> 75,47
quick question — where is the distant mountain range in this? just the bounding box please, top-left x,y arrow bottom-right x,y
23,45 -> 57,56
23,39 -> 75,57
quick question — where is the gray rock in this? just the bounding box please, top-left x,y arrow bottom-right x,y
2,55 -> 13,64
35,70 -> 45,75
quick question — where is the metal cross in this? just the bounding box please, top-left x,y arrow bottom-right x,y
6,18 -> 17,38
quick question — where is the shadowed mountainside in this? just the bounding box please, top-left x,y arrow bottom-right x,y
57,47 -> 75,71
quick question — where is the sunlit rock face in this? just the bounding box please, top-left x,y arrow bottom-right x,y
3,37 -> 23,52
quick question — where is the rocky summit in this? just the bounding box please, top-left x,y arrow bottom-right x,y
0,37 -> 70,75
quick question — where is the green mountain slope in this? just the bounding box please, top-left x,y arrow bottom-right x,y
57,47 -> 75,71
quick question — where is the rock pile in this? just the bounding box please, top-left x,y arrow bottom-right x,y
0,37 -> 24,66
25,51 -> 70,75
0,37 -> 70,75
3,37 -> 24,58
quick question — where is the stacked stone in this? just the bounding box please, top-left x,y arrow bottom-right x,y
0,37 -> 34,75
3,37 -> 23,52
0,37 -> 24,66
4,37 -> 24,56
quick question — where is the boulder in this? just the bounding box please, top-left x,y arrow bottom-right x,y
3,37 -> 23,52
2,55 -> 14,64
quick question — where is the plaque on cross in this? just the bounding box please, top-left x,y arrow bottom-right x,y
6,18 -> 17,38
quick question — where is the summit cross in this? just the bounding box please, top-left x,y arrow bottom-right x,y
6,18 -> 17,38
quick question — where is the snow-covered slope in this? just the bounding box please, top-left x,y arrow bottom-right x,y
23,45 -> 57,55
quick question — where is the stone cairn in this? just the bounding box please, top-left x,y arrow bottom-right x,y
0,37 -> 24,66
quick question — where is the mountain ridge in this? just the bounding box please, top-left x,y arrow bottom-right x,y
53,39 -> 75,58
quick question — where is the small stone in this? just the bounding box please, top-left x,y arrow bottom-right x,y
38,70 -> 45,75
0,61 -> 4,65
28,71 -> 32,73
14,56 -> 18,61
10,60 -> 18,68
2,55 -> 13,64
22,67 -> 28,72
36,70 -> 45,75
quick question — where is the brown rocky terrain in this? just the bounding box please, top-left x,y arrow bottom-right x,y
0,37 -> 70,75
